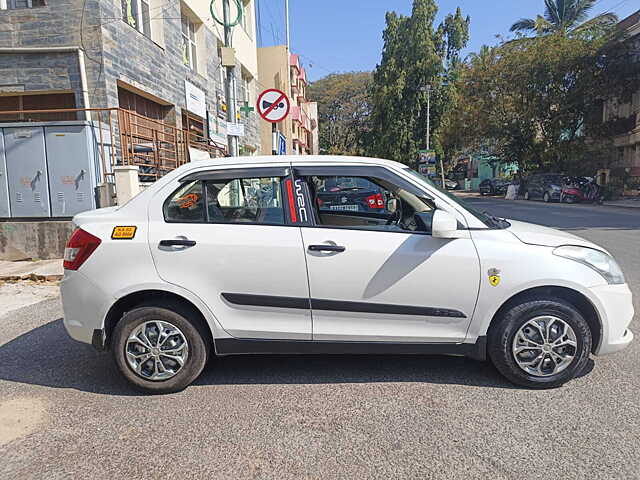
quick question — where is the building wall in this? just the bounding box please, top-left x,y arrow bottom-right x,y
257,45 -> 290,155
0,0 -> 261,157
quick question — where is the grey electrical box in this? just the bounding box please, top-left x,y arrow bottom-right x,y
45,125 -> 97,217
0,130 -> 10,218
4,126 -> 51,217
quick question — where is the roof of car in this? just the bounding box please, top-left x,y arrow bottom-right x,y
179,155 -> 408,170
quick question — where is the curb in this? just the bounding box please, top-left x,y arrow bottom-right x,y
0,273 -> 62,283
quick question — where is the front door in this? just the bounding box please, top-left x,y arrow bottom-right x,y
148,167 -> 312,340
295,165 -> 480,343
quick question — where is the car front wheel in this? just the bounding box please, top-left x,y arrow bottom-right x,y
112,305 -> 210,394
488,297 -> 592,389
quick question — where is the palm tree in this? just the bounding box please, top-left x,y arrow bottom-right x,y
510,0 -> 617,36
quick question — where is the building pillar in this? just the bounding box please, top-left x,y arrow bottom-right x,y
114,165 -> 140,205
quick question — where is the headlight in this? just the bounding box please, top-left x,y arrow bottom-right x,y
553,245 -> 625,285
551,185 -> 561,191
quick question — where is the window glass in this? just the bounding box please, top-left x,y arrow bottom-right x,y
308,175 -> 433,233
206,177 -> 284,224
164,181 -> 205,223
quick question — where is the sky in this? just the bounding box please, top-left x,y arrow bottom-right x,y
256,0 -> 640,82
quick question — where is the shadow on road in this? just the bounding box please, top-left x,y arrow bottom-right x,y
0,319 -> 532,396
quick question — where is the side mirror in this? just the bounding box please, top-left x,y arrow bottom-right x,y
431,210 -> 464,239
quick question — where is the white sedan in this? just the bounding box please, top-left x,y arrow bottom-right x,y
61,156 -> 634,393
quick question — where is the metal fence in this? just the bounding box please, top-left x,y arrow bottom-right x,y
0,107 -> 226,183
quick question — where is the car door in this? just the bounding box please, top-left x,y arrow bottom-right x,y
148,166 -> 312,340
294,165 -> 480,343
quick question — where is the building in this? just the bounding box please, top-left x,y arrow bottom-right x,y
257,46 -> 318,155
601,10 -> 640,196
0,0 -> 262,181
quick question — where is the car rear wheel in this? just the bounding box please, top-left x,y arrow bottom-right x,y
488,297 -> 592,389
112,306 -> 210,394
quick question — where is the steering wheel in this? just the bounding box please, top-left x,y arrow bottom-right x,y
386,207 -> 401,226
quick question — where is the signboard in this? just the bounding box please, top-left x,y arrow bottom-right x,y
278,133 -> 286,155
418,149 -> 437,165
227,123 -> 245,137
256,88 -> 290,123
185,80 -> 206,118
207,111 -> 227,145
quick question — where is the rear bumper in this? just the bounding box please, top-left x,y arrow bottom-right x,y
61,270 -> 114,345
589,283 -> 635,356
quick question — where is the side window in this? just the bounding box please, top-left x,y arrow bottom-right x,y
163,180 -> 205,223
206,177 -> 284,224
307,174 -> 433,233
164,177 -> 285,224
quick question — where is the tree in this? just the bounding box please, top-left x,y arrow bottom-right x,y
307,72 -> 372,156
441,32 -> 639,177
510,0 -> 617,37
366,1 -> 469,165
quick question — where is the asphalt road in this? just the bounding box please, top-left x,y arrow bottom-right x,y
1,198 -> 639,479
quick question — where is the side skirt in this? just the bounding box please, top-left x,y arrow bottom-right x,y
215,336 -> 487,361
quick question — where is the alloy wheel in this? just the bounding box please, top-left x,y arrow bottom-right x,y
511,316 -> 577,377
125,321 -> 189,381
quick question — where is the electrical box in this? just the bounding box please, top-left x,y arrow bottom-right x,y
0,130 -> 10,218
4,126 -> 51,218
45,125 -> 97,217
220,47 -> 236,67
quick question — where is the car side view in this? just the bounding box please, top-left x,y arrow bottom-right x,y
61,156 -> 634,394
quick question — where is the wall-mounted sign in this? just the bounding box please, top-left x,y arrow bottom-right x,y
227,123 -> 245,137
185,80 -> 206,118
278,133 -> 286,155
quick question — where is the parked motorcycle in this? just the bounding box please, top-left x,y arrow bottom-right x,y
560,176 -> 603,204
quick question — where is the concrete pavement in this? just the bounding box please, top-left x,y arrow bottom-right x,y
0,199 -> 638,479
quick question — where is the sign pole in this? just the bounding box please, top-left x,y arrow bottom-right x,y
223,0 -> 239,157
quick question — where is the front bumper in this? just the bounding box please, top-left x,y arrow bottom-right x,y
589,283 -> 634,356
61,270 -> 114,345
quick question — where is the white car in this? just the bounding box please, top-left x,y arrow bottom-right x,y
61,156 -> 634,393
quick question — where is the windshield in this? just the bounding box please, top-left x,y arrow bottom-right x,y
402,168 -> 508,229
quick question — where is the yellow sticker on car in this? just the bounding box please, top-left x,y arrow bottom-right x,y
488,268 -> 501,286
112,226 -> 137,240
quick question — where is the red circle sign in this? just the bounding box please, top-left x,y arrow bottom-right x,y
256,88 -> 290,123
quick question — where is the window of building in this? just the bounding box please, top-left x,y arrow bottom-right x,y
1,0 -> 46,9
121,0 -> 150,38
164,177 -> 285,224
240,0 -> 252,36
181,13 -> 198,71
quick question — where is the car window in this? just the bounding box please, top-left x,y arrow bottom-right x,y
207,177 -> 284,224
307,174 -> 434,233
164,177 -> 285,225
163,180 -> 206,223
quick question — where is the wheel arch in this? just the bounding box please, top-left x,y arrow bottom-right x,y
486,286 -> 602,354
103,290 -> 215,351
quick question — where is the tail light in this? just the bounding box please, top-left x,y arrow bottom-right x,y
63,228 -> 101,270
366,193 -> 385,209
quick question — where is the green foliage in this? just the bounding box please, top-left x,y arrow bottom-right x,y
307,72 -> 372,156
366,0 -> 470,165
510,0 -> 617,37
442,31 -> 640,176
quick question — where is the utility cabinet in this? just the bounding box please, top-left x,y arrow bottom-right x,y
0,121 -> 103,219
4,126 -> 51,218
0,131 -> 10,218
45,125 -> 97,217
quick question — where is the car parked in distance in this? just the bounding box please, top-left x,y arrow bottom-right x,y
315,176 -> 387,213
524,173 -> 564,202
427,175 -> 458,190
61,156 -> 634,394
479,178 -> 509,196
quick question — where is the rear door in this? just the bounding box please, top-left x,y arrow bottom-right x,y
294,164 -> 480,343
148,166 -> 312,340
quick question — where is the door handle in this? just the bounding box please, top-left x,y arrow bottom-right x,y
159,239 -> 196,247
308,244 -> 345,253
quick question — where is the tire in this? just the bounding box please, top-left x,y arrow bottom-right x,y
488,297 -> 592,389
524,191 -> 530,200
543,192 -> 550,203
112,305 -> 210,394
